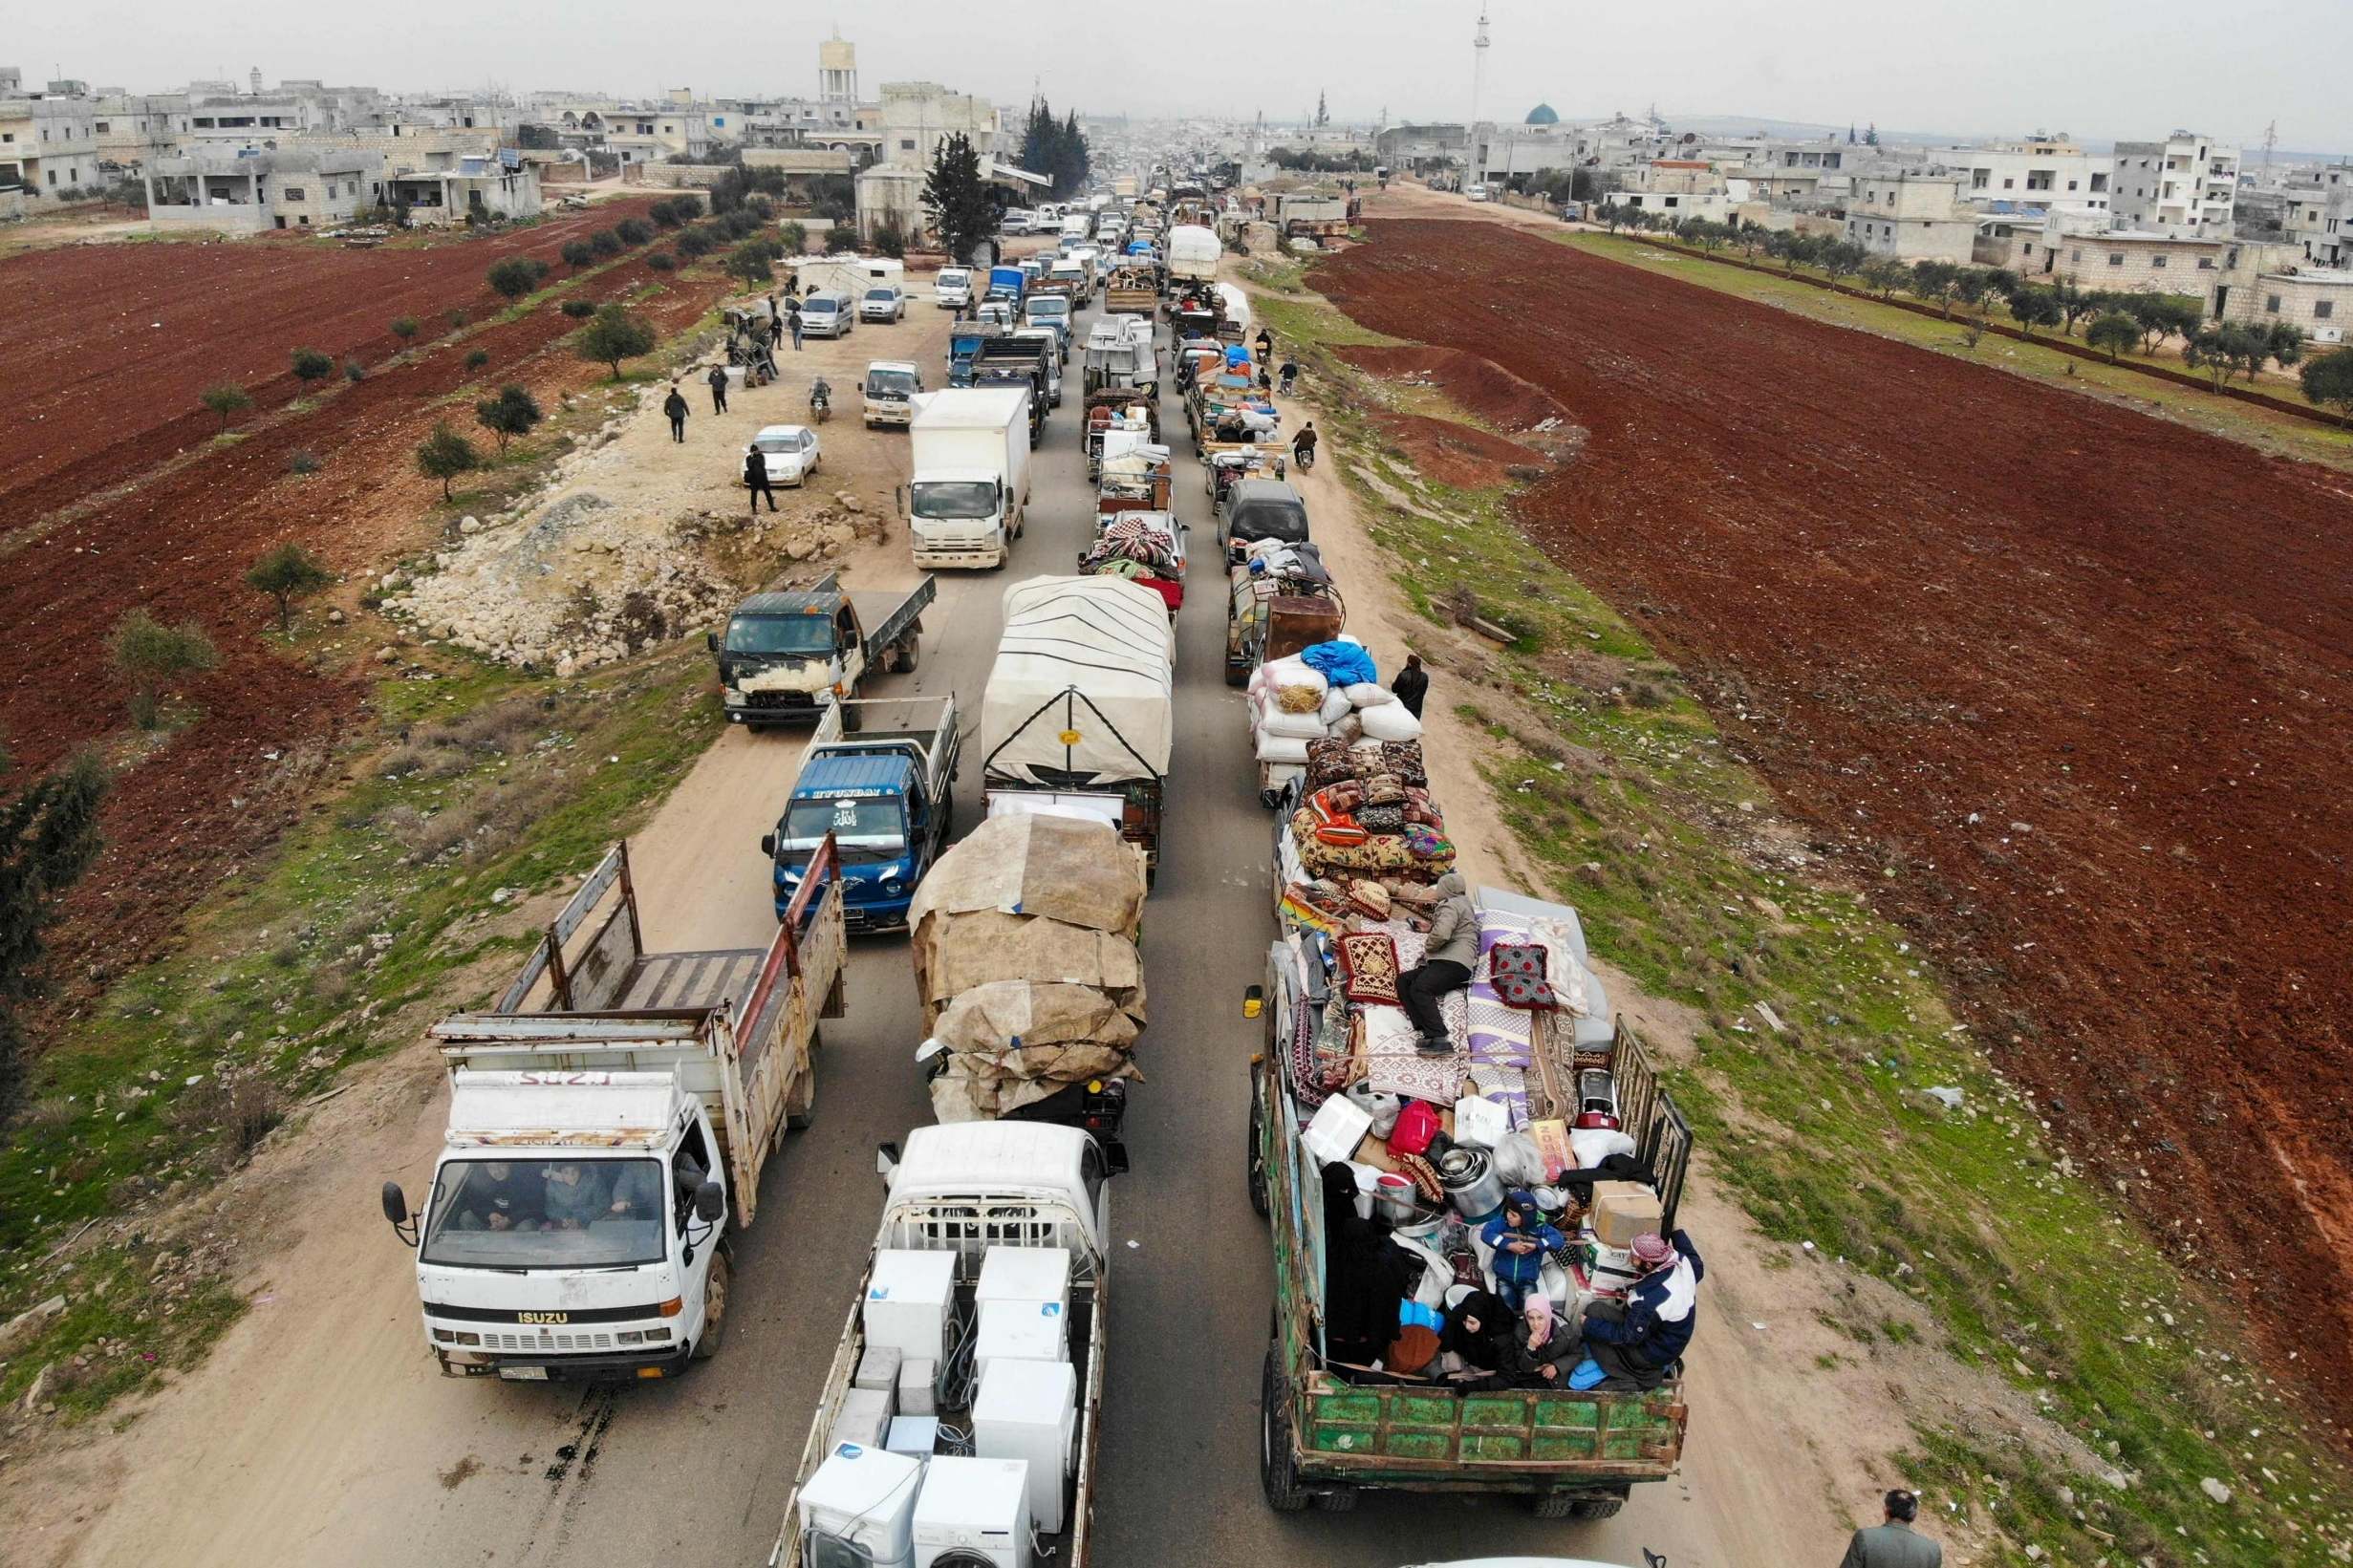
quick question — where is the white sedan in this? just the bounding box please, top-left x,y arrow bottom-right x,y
748,424 -> 822,487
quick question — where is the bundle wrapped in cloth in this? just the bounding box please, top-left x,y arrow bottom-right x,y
908,813 -> 1149,1121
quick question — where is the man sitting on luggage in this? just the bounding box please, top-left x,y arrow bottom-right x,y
1398,872 -> 1476,1054
1579,1229 -> 1704,1391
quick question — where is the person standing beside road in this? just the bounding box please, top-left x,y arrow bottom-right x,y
788,299 -> 804,351
1392,652 -> 1428,719
707,362 -> 730,415
745,443 -> 777,514
662,382 -> 689,443
1839,1491 -> 1942,1567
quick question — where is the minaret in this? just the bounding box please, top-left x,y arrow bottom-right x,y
1467,2 -> 1490,183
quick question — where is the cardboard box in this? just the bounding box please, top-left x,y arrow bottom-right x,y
1589,1180 -> 1664,1248
1528,1118 -> 1573,1181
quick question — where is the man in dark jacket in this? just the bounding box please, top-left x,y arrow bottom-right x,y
1580,1228 -> 1702,1390
662,384 -> 689,442
707,362 -> 730,414
745,444 -> 777,513
1840,1491 -> 1942,1567
1391,653 -> 1428,719
1399,871 -> 1476,1053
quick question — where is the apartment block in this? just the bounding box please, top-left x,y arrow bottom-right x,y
0,87 -> 101,200
1846,172 -> 1975,261
2109,132 -> 2238,237
144,146 -> 380,230
1941,137 -> 2107,213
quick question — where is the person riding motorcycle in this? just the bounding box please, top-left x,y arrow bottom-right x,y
809,376 -> 832,421
1292,420 -> 1319,470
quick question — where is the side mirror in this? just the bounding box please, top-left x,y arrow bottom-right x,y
380,1181 -> 409,1226
760,832 -> 777,859
705,631 -> 720,654
694,1180 -> 725,1224
1104,1142 -> 1132,1177
875,1142 -> 901,1179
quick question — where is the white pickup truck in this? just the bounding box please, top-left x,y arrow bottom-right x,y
379,836 -> 846,1382
769,1124 -> 1112,1568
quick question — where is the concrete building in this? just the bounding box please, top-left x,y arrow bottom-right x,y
0,86 -> 101,200
384,156 -> 541,226
1373,122 -> 1463,173
1939,136 -> 2106,213
144,146 -> 380,231
2035,214 -> 2225,293
2109,132 -> 2238,237
856,80 -> 1005,243
92,91 -> 188,172
2218,261 -> 2353,346
1846,172 -> 1974,261
177,81 -> 386,150
2282,165 -> 2352,268
819,35 -> 858,112
529,97 -> 711,161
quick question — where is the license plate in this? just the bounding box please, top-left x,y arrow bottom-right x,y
498,1364 -> 548,1381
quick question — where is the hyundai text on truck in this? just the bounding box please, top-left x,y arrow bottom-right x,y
710,573 -> 937,729
909,387 -> 1033,570
762,695 -> 961,932
380,836 -> 847,1382
766,1124 -> 1113,1568
981,575 -> 1173,878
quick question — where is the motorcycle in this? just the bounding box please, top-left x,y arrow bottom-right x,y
1292,441 -> 1317,472
809,385 -> 831,424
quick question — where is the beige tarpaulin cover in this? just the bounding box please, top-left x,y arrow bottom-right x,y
908,812 -> 1146,939
910,814 -> 1149,1116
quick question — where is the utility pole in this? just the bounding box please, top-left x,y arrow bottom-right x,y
2261,118 -> 2277,173
1467,0 -> 1490,186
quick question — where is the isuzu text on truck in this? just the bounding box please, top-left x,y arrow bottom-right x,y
380,836 -> 846,1381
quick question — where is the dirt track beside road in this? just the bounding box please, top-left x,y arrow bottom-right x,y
1319,215 -> 2353,1419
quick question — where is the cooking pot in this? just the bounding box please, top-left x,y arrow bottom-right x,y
1373,1171 -> 1418,1226
1436,1145 -> 1503,1220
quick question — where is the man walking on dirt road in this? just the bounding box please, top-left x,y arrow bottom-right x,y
788,300 -> 804,351
707,363 -> 730,415
1391,653 -> 1428,720
1839,1490 -> 1941,1567
663,383 -> 689,442
744,445 -> 777,514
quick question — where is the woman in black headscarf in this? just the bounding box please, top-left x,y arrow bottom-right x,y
1320,1163 -> 1412,1370
1439,1288 -> 1514,1380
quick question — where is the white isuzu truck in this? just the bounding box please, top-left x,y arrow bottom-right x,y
768,1123 -> 1113,1568
379,837 -> 846,1382
908,386 -> 1033,570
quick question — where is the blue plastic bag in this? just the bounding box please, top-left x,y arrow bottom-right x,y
1567,1357 -> 1606,1390
1300,640 -> 1378,686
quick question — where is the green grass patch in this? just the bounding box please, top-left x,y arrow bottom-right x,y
0,648 -> 720,1420
1557,231 -> 2353,473
1258,264 -> 2353,1565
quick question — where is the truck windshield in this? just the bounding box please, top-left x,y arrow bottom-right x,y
785,795 -> 906,850
912,481 -> 999,521
866,369 -> 916,397
1026,297 -> 1069,319
726,614 -> 835,656
420,1157 -> 668,1269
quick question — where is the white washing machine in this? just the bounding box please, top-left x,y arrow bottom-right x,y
865,1249 -> 958,1364
912,1455 -> 1031,1568
798,1442 -> 924,1568
971,1357 -> 1076,1534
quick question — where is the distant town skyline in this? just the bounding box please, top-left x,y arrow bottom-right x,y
12,0 -> 2352,155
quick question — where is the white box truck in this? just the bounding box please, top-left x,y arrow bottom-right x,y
379,838 -> 847,1382
908,387 -> 1033,570
768,1123 -> 1113,1568
1167,224 -> 1221,284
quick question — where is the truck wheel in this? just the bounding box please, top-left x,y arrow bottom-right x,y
786,1042 -> 818,1129
1245,1064 -> 1270,1219
1260,1348 -> 1311,1513
693,1249 -> 732,1360
1312,1484 -> 1358,1512
1224,661 -> 1246,689
896,637 -> 921,673
1570,1494 -> 1627,1520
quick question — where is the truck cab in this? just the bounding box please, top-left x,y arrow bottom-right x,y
1021,293 -> 1074,360
934,267 -> 972,309
985,264 -> 1026,306
763,697 -> 961,931
860,360 -> 923,429
710,573 -> 936,728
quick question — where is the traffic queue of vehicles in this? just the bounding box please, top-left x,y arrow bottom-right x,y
378,180 -> 1687,1568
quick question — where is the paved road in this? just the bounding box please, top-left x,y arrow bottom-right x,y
50,283 -> 1724,1568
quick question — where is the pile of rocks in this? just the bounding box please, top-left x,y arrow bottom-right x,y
381,489 -> 869,674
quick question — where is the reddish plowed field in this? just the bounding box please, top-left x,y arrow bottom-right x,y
1321,219 -> 2353,1413
0,212 -> 723,998
0,200 -> 662,521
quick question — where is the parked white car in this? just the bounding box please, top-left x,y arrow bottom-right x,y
859,284 -> 907,323
748,424 -> 823,487
935,267 -> 973,309
1465,183 -> 1492,203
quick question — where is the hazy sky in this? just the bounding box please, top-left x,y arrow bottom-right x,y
17,0 -> 2353,153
